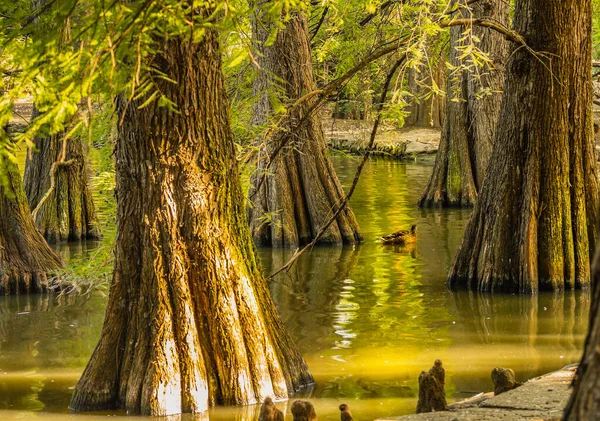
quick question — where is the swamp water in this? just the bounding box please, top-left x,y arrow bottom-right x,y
0,155 -> 589,420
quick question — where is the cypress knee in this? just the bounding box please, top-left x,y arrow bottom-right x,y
416,360 -> 448,413
491,368 -> 522,395
339,403 -> 353,421
291,400 -> 317,421
259,397 -> 284,421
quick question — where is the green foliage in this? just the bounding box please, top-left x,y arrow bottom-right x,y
0,0 -> 308,179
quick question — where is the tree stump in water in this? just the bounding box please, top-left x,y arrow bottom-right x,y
492,368 -> 522,395
291,400 -> 317,421
416,360 -> 448,413
339,403 -> 353,420
259,397 -> 284,421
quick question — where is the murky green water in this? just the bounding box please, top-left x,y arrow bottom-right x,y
0,155 -> 589,420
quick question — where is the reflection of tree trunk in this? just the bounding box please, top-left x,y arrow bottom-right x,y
248,10 -> 362,248
23,107 -> 99,243
0,158 -> 62,294
448,0 -> 598,292
419,0 -> 509,207
448,291 -> 588,382
70,23 -> 312,416
265,246 -> 360,344
450,292 -> 538,345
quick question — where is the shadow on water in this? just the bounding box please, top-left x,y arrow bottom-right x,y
0,155 -> 590,420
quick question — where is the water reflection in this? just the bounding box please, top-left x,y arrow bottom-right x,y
0,156 -> 591,420
447,292 -> 588,395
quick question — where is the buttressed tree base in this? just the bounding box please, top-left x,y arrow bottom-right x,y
24,109 -> 99,243
69,21 -> 313,417
447,0 -> 599,292
0,158 -> 62,294
248,10 -> 362,248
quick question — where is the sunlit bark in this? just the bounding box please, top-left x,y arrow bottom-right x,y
70,18 -> 313,417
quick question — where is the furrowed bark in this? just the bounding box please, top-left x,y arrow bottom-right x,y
248,9 -> 362,248
23,107 -> 99,243
69,19 -> 313,417
0,157 -> 62,294
447,0 -> 598,292
419,0 -> 509,208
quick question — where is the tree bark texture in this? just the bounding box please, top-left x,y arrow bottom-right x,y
565,237 -> 600,419
448,0 -> 599,293
69,26 -> 313,416
0,158 -> 62,294
419,0 -> 509,207
23,107 -> 99,243
248,10 -> 362,248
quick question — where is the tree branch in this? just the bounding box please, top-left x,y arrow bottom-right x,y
309,5 -> 329,42
443,17 -> 525,45
268,55 -> 406,279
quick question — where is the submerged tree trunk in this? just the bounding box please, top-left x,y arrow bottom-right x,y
23,109 -> 99,243
447,0 -> 598,293
69,25 -> 313,416
565,237 -> 600,418
248,10 -> 362,248
0,158 -> 62,294
419,0 -> 509,207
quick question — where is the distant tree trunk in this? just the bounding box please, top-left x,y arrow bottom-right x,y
248,10 -> 362,248
419,0 -> 509,207
447,0 -> 598,293
23,107 -> 99,243
565,237 -> 600,418
69,24 -> 313,416
0,158 -> 62,294
405,52 -> 446,129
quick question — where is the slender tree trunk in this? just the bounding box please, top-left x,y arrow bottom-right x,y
23,107 -> 99,243
0,158 -> 62,294
565,238 -> 600,418
248,10 -> 362,248
419,0 -> 509,207
69,25 -> 313,416
447,0 -> 598,293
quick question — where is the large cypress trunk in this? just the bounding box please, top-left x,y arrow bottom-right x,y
447,0 -> 598,293
23,113 -> 99,243
418,0 -> 509,207
247,10 -> 362,248
69,25 -> 313,416
0,158 -> 62,294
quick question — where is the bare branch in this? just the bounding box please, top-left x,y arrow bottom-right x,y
268,55 -> 406,279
